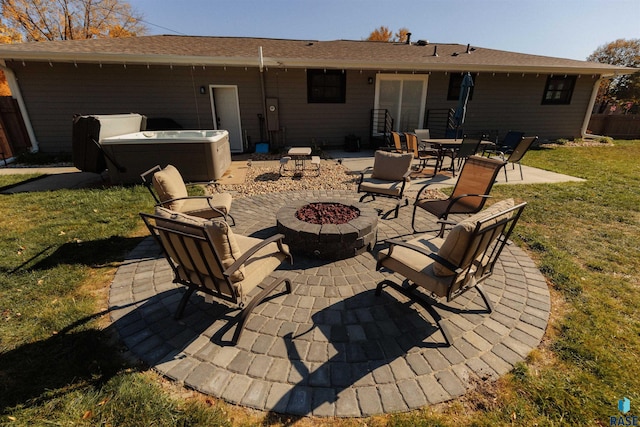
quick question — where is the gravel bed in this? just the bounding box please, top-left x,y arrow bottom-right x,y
206,158 -> 446,200
207,159 -> 360,197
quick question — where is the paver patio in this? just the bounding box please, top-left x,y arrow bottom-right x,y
108,188 -> 550,417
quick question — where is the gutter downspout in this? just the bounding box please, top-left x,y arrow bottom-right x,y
581,75 -> 605,140
0,61 -> 39,154
258,46 -> 268,145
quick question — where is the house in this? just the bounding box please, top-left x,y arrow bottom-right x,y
0,35 -> 634,155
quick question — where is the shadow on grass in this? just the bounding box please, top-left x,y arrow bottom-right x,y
11,236 -> 147,272
0,315 -> 143,411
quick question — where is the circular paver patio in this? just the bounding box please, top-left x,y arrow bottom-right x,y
108,190 -> 550,417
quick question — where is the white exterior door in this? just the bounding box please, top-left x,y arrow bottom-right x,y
374,74 -> 429,132
210,85 -> 243,152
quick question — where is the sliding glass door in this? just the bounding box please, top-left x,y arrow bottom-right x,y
375,74 -> 429,132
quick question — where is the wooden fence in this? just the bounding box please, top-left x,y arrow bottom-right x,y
588,114 -> 640,139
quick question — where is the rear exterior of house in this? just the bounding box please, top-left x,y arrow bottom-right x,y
0,36 -> 632,154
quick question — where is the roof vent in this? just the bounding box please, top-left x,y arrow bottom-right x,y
406,32 -> 412,45
433,45 -> 438,56
416,40 -> 428,46
466,43 -> 471,54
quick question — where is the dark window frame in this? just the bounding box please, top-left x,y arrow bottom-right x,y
542,75 -> 577,105
447,73 -> 477,101
307,69 -> 346,103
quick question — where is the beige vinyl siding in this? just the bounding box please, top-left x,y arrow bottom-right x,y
263,69 -> 376,147
425,72 -> 597,139
10,61 -> 265,153
9,59 -> 600,154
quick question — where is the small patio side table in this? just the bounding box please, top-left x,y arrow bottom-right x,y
288,147 -> 312,172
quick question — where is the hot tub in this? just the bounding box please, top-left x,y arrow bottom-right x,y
100,129 -> 231,184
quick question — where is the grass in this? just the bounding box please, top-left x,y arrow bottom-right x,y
1,140 -> 639,426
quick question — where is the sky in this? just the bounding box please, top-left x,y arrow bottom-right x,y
127,0 -> 639,61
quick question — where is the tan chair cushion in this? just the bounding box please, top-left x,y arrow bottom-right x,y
204,220 -> 245,283
152,165 -> 189,211
180,193 -> 233,219
154,206 -> 245,283
433,198 -> 515,276
377,234 -> 452,298
371,150 -> 413,181
358,177 -> 410,198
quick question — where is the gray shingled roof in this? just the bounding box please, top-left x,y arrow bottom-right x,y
0,35 -> 633,76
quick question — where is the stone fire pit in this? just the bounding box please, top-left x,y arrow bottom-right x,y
276,199 -> 378,260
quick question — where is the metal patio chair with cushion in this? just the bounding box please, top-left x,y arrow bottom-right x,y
357,150 -> 414,218
376,199 -> 527,346
140,207 -> 293,344
404,132 -> 441,174
141,164 -> 235,225
500,136 -> 538,181
411,155 -> 506,235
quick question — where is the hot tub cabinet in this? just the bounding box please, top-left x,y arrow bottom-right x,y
101,130 -> 231,184
72,114 -> 232,184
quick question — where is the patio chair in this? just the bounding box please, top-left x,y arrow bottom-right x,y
411,155 -> 506,235
141,164 -> 235,225
376,199 -> 527,346
449,136 -> 483,175
140,207 -> 293,344
404,132 -> 441,174
482,130 -> 525,158
391,131 -> 407,153
413,128 -> 431,141
501,136 -> 538,181
357,150 -> 414,218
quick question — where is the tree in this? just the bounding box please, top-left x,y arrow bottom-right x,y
0,0 -> 147,42
367,26 -> 412,43
367,26 -> 394,42
587,38 -> 640,114
394,27 -> 410,43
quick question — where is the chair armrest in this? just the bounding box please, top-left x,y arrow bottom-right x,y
358,167 -> 374,185
402,170 -> 412,180
223,234 -> 292,278
444,194 -> 492,216
414,182 -> 438,201
158,195 -> 229,219
382,238 -> 462,274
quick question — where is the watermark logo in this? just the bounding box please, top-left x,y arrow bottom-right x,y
611,397 -> 638,426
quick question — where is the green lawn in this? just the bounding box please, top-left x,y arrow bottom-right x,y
1,141 -> 639,426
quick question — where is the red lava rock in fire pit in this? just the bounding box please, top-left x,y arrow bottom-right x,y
295,202 -> 360,225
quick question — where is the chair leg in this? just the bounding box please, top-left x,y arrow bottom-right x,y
174,285 -> 197,319
503,164 -> 508,182
375,279 -> 453,346
231,277 -> 292,344
475,284 -> 494,313
518,162 -> 523,180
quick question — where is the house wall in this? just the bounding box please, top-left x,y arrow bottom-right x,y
262,68 -> 376,147
425,72 -> 598,140
7,60 -> 598,154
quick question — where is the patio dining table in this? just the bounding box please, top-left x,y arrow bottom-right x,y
421,138 -> 494,174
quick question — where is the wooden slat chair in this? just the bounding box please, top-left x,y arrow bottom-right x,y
411,155 -> 506,235
141,164 -> 235,225
376,199 -> 527,346
357,150 -> 414,218
140,207 -> 293,344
